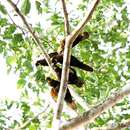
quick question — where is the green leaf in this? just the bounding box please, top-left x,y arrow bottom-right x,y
0,40 -> 6,53
0,3 -> 7,14
23,60 -> 33,73
35,1 -> 42,14
21,102 -> 30,110
126,51 -> 130,59
50,13 -> 63,25
17,78 -> 26,89
29,124 -> 37,130
6,56 -> 16,65
0,18 -> 8,27
96,117 -> 105,126
3,24 -> 16,39
0,47 -> 3,53
111,0 -> 123,5
13,33 -> 23,44
34,68 -> 45,81
21,0 -> 31,15
6,101 -> 14,109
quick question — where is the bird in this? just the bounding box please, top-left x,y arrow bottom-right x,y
36,53 -> 93,72
47,77 -> 77,110
52,54 -> 93,72
35,52 -> 58,66
53,65 -> 84,88
57,32 -> 89,53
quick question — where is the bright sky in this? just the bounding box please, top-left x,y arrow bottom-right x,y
0,55 -> 20,100
0,1 -> 41,100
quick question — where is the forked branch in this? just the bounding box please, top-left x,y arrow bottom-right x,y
54,0 -> 100,122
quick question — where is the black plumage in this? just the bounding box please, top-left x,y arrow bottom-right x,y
58,32 -> 89,53
54,65 -> 84,87
36,53 -> 93,72
52,54 -> 93,72
47,77 -> 76,109
35,52 -> 58,66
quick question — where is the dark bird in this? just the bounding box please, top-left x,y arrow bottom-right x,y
36,53 -> 93,72
53,65 -> 84,87
52,54 -> 93,72
57,32 -> 89,53
47,77 -> 77,110
35,52 -> 58,66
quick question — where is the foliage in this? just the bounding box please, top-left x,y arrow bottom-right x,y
0,0 -> 130,129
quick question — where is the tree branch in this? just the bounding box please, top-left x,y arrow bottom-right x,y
90,119 -> 130,130
69,0 -> 100,45
69,87 -> 90,110
7,0 -> 57,77
60,0 -> 70,35
54,0 -> 100,123
59,81 -> 130,130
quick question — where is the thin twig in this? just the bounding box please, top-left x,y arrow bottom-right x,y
59,81 -> 130,130
38,36 -> 54,50
70,0 -> 100,44
7,0 -> 58,77
7,12 -> 26,35
10,104 -> 49,130
54,0 -> 100,124
60,0 -> 70,35
19,105 -> 49,129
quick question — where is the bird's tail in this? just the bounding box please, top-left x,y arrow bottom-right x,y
78,63 -> 93,72
67,101 -> 77,110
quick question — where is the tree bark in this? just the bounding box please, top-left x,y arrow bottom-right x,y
59,81 -> 130,130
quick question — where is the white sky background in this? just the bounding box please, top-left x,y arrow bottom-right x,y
0,0 -> 130,101
0,55 -> 19,100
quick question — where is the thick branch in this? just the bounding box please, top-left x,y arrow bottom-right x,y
59,81 -> 130,130
7,0 -> 57,77
54,0 -> 100,122
61,0 -> 70,35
